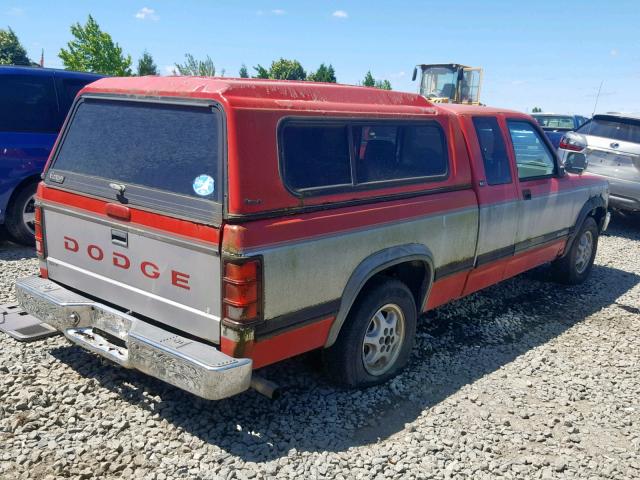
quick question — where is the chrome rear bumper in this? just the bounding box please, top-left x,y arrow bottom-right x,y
16,276 -> 252,400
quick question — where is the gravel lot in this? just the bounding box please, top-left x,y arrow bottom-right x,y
1,216 -> 639,480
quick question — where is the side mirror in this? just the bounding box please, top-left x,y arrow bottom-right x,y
564,152 -> 588,174
412,67 -> 418,82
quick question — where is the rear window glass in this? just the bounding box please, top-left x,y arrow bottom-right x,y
52,99 -> 222,201
0,74 -> 59,133
577,116 -> 640,144
533,115 -> 575,129
281,121 -> 448,193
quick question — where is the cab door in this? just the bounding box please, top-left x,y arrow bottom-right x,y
462,115 -> 520,295
503,119 -> 576,278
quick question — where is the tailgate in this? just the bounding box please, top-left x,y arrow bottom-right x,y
43,206 -> 222,342
40,96 -> 225,342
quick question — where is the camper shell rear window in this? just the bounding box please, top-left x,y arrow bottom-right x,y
46,97 -> 224,223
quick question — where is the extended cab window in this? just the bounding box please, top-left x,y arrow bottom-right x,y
0,74 -> 59,133
281,120 -> 447,193
49,98 -> 223,221
507,120 -> 555,180
472,117 -> 512,185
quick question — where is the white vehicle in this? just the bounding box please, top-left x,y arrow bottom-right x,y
558,113 -> 640,213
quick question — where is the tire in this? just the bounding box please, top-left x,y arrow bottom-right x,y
551,217 -> 599,285
5,182 -> 37,246
323,277 -> 417,387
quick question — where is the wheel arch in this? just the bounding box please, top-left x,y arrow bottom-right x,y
324,243 -> 435,348
562,195 -> 607,258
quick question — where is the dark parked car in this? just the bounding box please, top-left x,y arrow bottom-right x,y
0,66 -> 102,244
532,114 -> 588,149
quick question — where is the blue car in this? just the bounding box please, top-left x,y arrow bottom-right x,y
532,114 -> 589,150
0,66 -> 102,244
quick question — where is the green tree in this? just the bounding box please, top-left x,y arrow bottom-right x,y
239,64 -> 249,78
137,50 -> 158,76
253,64 -> 270,78
375,79 -> 392,90
532,106 -> 543,113
254,58 -> 306,80
0,27 -> 31,65
174,54 -> 216,76
59,15 -> 132,75
362,71 -> 392,90
362,70 -> 375,87
308,63 -> 336,83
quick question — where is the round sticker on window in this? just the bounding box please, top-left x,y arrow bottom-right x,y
193,174 -> 215,196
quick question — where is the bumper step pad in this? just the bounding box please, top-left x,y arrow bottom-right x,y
0,302 -> 59,342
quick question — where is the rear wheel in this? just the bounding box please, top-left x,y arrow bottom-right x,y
323,278 -> 417,387
5,183 -> 37,246
551,217 -> 599,285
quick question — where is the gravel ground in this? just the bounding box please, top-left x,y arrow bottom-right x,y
1,215 -> 639,480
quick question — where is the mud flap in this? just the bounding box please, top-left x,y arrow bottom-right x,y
0,302 -> 59,342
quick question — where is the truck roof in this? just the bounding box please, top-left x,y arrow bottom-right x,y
82,77 -> 531,118
82,76 -> 441,114
435,103 -> 525,117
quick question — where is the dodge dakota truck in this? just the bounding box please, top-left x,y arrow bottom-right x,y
15,77 -> 609,400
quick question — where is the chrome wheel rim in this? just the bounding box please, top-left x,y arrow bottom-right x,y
22,194 -> 36,235
575,230 -> 593,274
362,303 -> 405,376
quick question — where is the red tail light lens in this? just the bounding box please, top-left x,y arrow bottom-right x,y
559,136 -> 585,152
34,205 -> 44,258
223,258 -> 262,326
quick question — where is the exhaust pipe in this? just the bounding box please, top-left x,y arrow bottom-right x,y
250,375 -> 281,400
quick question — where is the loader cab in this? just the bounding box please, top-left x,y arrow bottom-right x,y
412,64 -> 483,105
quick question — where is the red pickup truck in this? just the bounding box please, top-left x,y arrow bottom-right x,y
16,77 -> 609,400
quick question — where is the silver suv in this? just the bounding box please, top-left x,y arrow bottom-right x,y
558,113 -> 640,212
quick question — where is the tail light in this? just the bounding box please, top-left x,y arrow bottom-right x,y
34,205 -> 44,258
559,135 -> 585,152
222,257 -> 262,326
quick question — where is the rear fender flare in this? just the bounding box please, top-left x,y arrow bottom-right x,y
324,243 -> 435,348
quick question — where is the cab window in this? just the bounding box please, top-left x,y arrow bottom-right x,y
472,117 -> 512,185
507,120 -> 555,180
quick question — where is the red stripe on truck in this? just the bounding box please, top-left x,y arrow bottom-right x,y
224,188 -> 477,251
222,316 -> 334,369
38,184 -> 220,244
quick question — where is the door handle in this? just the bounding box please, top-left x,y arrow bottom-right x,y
523,189 -> 532,200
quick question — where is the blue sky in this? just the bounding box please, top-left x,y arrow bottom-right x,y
4,0 -> 640,114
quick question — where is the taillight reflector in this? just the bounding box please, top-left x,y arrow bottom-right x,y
223,258 -> 262,326
34,205 -> 44,258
